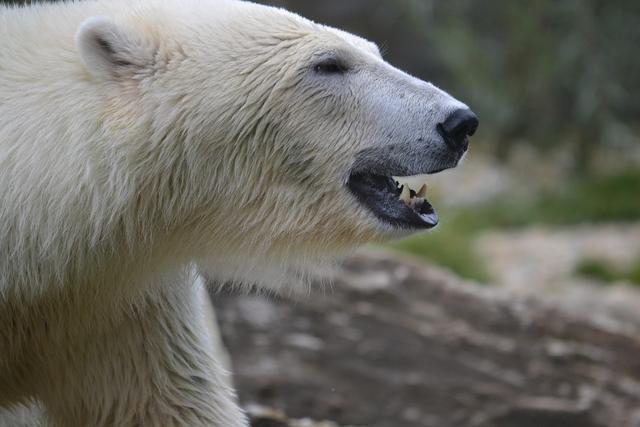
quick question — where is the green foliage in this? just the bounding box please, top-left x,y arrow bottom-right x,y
630,263 -> 640,285
422,0 -> 640,169
576,258 -> 640,286
575,259 -> 620,283
461,170 -> 640,227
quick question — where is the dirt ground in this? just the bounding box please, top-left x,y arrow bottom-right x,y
214,250 -> 640,427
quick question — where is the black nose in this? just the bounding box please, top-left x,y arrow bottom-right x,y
438,108 -> 479,151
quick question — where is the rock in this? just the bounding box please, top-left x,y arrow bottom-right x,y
213,250 -> 640,427
475,224 -> 640,333
247,404 -> 342,427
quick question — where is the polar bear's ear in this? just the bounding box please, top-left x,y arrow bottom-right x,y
76,16 -> 150,80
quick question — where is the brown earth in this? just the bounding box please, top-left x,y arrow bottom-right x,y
213,250 -> 640,427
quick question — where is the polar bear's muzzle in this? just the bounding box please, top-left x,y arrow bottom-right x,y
346,108 -> 478,230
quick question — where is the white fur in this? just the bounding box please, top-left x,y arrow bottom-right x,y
0,0 -> 465,425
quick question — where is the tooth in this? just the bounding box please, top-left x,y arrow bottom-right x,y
399,186 -> 411,205
416,184 -> 428,198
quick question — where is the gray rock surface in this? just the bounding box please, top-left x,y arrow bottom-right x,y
213,250 -> 640,427
476,223 -> 640,332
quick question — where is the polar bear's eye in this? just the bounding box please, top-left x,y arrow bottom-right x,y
314,58 -> 348,75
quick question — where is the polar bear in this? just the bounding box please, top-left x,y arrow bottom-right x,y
0,0 -> 478,425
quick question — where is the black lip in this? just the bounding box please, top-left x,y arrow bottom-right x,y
347,174 -> 439,230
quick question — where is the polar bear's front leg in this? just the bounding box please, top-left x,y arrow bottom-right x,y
40,274 -> 248,427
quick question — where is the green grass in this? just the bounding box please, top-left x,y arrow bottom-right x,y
387,211 -> 491,283
387,170 -> 640,283
576,258 -> 640,286
446,169 -> 640,231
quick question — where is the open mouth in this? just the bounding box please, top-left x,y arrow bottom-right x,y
345,109 -> 477,230
347,173 -> 440,230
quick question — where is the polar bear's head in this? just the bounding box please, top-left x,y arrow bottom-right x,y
75,1 -> 477,288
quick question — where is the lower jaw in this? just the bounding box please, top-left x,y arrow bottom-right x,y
347,174 -> 439,231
